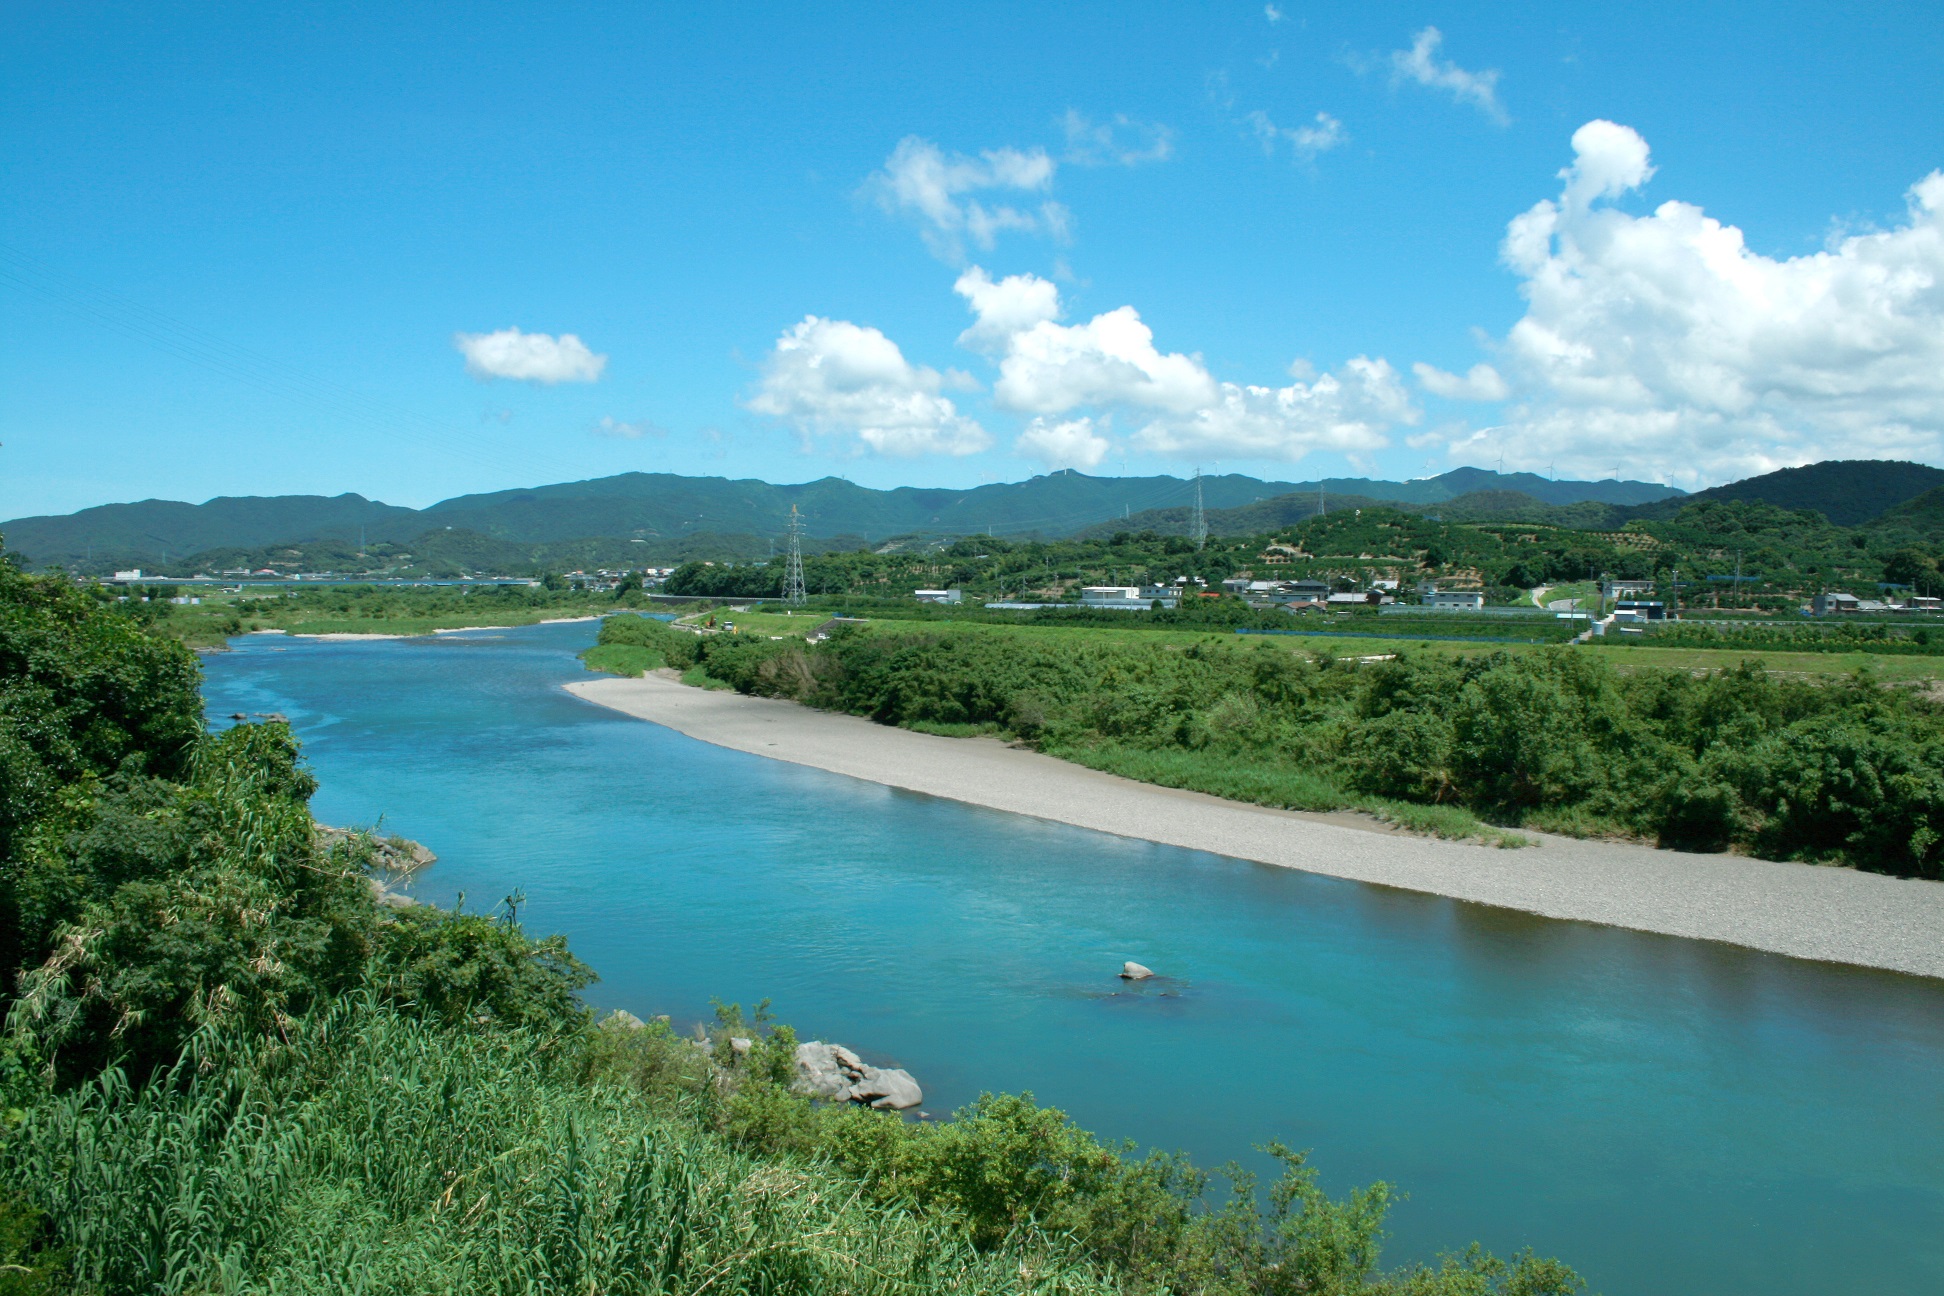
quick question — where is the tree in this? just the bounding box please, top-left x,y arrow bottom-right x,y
1883,547 -> 1941,595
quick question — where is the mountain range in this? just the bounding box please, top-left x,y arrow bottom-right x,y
11,459 -> 1940,578
1,467 -> 1683,573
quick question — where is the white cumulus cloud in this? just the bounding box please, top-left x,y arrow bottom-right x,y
1015,416 -> 1111,470
1131,358 -> 1412,460
745,316 -> 991,457
1413,362 -> 1510,401
953,267 -> 1415,462
1390,27 -> 1506,124
1247,110 -> 1347,161
1475,119 -> 1944,484
454,328 -> 607,383
593,416 -> 665,439
953,267 -> 1062,354
1061,111 -> 1176,167
866,136 -> 1066,263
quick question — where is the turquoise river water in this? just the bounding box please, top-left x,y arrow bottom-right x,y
201,622 -> 1944,1296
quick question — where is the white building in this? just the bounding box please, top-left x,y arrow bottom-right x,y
913,588 -> 963,605
1601,579 -> 1656,601
1243,579 -> 1330,604
1080,585 -> 1175,610
1421,590 -> 1486,610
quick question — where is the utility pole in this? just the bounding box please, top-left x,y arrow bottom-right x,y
1191,467 -> 1208,551
784,505 -> 807,607
1319,482 -> 1326,518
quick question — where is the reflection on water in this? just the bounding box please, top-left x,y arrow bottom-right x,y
202,623 -> 1944,1296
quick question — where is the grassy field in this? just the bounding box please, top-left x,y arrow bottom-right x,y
1583,641 -> 1944,681
143,589 -> 629,648
679,605 -> 1944,682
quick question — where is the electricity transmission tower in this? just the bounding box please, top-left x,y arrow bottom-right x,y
784,505 -> 807,607
1191,468 -> 1208,551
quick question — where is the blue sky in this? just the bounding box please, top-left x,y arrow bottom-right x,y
5,1 -> 1943,518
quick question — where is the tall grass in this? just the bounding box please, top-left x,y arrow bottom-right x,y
580,642 -> 666,677
6,998 -> 1110,1296
1045,740 -> 1530,847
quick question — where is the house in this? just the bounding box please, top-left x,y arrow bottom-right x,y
1905,596 -> 1943,612
1601,579 -> 1657,601
1327,591 -> 1384,608
1614,599 -> 1668,620
1246,579 -> 1329,604
1080,585 -> 1174,610
1422,590 -> 1486,610
913,588 -> 963,605
1813,592 -> 1861,615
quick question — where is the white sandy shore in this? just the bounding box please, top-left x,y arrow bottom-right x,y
290,632 -> 409,641
567,672 -> 1944,980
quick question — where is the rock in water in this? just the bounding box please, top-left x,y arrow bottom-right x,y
851,1066 -> 924,1111
600,1010 -> 646,1031
793,1041 -> 853,1099
1121,961 -> 1154,980
793,1041 -> 924,1109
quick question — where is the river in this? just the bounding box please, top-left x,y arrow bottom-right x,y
201,622 -> 1944,1296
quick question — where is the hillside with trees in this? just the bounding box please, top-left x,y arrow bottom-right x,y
1622,460 -> 1944,526
657,496 -> 1931,614
5,467 -> 1679,574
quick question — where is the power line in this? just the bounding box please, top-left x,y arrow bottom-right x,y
1191,467 -> 1207,551
784,505 -> 807,607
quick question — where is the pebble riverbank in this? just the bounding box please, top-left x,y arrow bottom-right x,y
567,671 -> 1944,980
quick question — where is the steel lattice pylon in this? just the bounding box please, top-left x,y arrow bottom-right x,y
1191,468 -> 1207,551
784,504 -> 807,606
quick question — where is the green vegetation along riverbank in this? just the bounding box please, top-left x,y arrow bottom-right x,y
586,612 -> 1944,877
98,579 -> 664,649
0,545 -> 1584,1292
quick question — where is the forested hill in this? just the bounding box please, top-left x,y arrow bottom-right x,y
1079,487 -> 1635,539
1624,460 -> 1944,527
4,466 -> 1680,573
1097,461 -> 1944,542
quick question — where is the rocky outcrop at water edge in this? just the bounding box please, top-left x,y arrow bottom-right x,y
794,1040 -> 924,1110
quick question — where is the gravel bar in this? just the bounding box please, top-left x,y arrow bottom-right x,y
567,673 -> 1944,980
